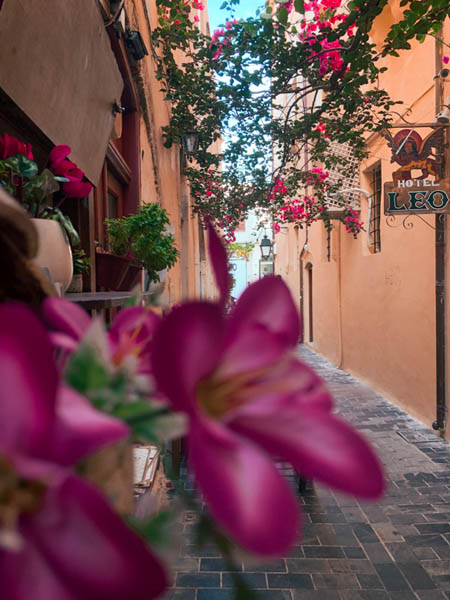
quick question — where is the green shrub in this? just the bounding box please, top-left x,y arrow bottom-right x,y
105,203 -> 179,283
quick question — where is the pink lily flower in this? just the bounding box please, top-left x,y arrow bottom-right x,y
42,297 -> 160,375
48,145 -> 93,199
0,303 -> 167,599
151,223 -> 384,556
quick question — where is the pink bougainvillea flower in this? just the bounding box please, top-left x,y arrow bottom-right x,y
151,224 -> 384,556
0,132 -> 33,161
0,303 -> 168,599
48,144 -> 93,198
42,297 -> 160,375
443,55 -> 449,65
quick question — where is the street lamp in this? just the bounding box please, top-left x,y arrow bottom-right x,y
124,30 -> 148,61
260,234 -> 273,259
182,131 -> 200,155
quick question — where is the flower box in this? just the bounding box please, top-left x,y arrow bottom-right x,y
118,263 -> 142,291
95,251 -> 131,291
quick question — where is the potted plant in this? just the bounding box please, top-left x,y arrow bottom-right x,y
95,248 -> 135,291
0,133 -> 92,292
67,249 -> 90,293
102,202 -> 179,292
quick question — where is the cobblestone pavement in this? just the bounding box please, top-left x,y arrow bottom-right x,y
163,347 -> 450,600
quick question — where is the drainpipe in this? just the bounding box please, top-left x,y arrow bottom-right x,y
299,228 -> 309,344
432,32 -> 447,435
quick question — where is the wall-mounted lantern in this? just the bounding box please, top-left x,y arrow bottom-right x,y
182,131 -> 200,155
259,234 -> 273,259
125,30 -> 148,61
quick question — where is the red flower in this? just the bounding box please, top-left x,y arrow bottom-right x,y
48,145 -> 93,199
0,133 -> 33,161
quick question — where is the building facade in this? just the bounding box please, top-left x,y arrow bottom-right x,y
0,0 -> 217,305
275,3 -> 450,436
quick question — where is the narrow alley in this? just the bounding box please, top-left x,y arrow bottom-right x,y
165,348 -> 450,600
3,3 -> 450,600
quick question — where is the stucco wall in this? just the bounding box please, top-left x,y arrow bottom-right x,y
275,9 -> 450,433
127,0 -> 217,304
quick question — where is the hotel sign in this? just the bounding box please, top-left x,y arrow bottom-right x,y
384,128 -> 449,214
384,180 -> 450,214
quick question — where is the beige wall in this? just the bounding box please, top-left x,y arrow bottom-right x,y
276,7 -> 450,433
126,0 -> 217,305
0,0 -> 123,185
0,0 -> 217,304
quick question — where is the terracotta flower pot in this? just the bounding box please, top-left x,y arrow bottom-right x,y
96,251 -> 131,291
31,218 -> 73,293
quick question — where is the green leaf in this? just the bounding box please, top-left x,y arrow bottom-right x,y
277,6 -> 288,26
2,154 -> 38,178
0,179 -> 15,196
23,169 -> 60,203
42,207 -> 80,246
113,401 -> 161,423
65,346 -> 110,399
294,0 -> 305,13
124,293 -> 139,307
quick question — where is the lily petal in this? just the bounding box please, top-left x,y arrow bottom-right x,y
50,386 -> 129,466
48,332 -> 80,354
218,323 -> 291,379
220,277 -> 301,377
229,408 -> 384,499
23,474 -> 168,600
42,297 -> 90,342
207,220 -> 230,306
0,304 -> 56,457
0,537 -> 79,600
188,417 -> 300,555
109,306 -> 160,349
225,357 -> 334,419
228,275 -> 300,345
152,302 -> 225,413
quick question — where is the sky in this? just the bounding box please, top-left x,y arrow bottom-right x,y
207,0 -> 262,30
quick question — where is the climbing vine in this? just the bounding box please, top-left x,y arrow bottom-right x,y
151,0 -> 450,238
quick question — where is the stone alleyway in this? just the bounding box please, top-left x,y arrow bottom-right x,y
163,347 -> 450,600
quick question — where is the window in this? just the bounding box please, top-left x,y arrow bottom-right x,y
94,148 -> 130,247
107,191 -> 119,220
369,165 -> 382,253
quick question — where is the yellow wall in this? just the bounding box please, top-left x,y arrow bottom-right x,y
126,0 -> 217,305
276,6 -> 450,432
